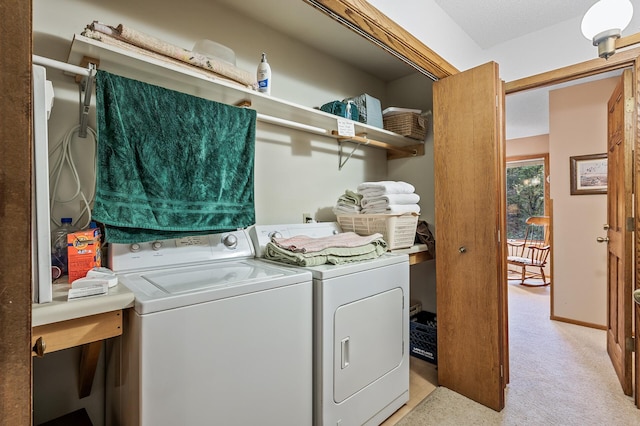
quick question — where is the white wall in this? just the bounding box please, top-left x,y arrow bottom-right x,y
33,0 -> 435,424
367,0 -> 488,72
507,134 -> 549,157
34,0 -> 397,230
549,77 -> 617,326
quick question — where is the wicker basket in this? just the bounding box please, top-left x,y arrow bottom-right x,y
383,112 -> 427,140
337,213 -> 419,250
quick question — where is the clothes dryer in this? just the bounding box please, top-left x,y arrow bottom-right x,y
249,222 -> 409,426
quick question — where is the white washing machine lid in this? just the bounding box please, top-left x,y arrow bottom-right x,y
119,258 -> 311,314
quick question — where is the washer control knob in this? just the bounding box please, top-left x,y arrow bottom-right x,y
151,241 -> 163,251
269,231 -> 282,240
130,243 -> 141,253
223,233 -> 238,249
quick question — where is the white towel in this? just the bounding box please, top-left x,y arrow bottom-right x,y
357,181 -> 415,196
361,193 -> 420,208
333,204 -> 361,215
361,204 -> 421,215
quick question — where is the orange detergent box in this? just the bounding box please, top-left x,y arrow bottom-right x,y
67,228 -> 102,282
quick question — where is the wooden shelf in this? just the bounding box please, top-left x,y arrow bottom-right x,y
67,34 -> 424,159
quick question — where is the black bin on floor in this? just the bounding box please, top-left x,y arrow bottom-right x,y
409,311 -> 437,365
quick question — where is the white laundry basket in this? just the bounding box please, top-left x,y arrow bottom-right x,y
337,213 -> 418,250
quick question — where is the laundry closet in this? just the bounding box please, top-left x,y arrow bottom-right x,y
32,0 -> 437,423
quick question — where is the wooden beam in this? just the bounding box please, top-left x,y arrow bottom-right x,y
505,46 -> 640,94
78,341 -> 103,399
0,0 -> 32,424
31,311 -> 123,355
306,0 -> 459,79
616,32 -> 640,50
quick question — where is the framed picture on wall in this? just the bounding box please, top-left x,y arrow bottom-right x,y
570,153 -> 607,195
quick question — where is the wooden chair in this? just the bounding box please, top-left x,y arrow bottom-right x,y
507,216 -> 551,286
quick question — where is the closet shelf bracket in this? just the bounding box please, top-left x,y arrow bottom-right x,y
337,135 -> 371,170
78,61 -> 97,138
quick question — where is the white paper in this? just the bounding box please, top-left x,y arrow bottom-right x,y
336,118 -> 355,137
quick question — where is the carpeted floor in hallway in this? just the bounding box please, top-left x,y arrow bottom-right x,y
396,281 -> 640,425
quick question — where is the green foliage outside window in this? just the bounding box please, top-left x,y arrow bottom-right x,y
506,163 -> 545,240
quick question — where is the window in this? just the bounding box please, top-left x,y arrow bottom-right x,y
506,155 -> 549,240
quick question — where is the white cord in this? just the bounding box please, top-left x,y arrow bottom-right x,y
49,124 -> 98,230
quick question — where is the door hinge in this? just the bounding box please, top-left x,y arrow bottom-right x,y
500,364 -> 504,378
626,336 -> 634,352
625,97 -> 634,113
626,217 -> 634,232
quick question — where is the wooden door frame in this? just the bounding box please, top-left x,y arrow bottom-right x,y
0,0 -> 33,424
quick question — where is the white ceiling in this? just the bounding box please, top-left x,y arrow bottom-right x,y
434,0 -> 597,49
433,0 -> 624,139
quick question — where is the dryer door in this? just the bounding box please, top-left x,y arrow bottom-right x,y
334,288 -> 404,402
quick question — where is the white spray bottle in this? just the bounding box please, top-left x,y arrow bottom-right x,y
257,52 -> 271,95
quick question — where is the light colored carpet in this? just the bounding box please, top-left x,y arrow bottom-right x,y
397,281 -> 640,425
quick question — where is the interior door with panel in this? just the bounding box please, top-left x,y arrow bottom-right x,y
433,61 -> 508,411
605,68 -> 634,397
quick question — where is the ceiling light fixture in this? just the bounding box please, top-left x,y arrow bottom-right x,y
581,0 -> 634,59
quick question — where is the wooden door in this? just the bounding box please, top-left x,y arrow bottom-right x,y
0,0 -> 33,425
606,69 -> 634,396
433,62 -> 508,411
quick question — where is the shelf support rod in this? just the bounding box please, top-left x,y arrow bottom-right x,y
33,54 -> 94,77
32,54 -> 97,138
256,112 -> 328,135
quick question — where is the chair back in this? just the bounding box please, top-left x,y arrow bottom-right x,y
523,216 -> 550,264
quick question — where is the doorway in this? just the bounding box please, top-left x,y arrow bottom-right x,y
505,67 -> 636,403
505,154 -> 550,285
506,71 -> 622,326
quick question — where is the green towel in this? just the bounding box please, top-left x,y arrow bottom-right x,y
93,70 -> 256,243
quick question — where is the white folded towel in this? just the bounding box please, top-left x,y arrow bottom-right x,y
361,204 -> 421,215
357,181 -> 415,196
333,204 -> 361,215
361,193 -> 420,208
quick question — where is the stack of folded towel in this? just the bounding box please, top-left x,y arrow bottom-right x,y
332,189 -> 363,215
264,232 -> 387,266
358,181 -> 420,214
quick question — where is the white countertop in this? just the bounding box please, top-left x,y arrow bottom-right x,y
32,281 -> 135,327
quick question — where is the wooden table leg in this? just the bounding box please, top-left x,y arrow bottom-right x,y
78,341 -> 102,398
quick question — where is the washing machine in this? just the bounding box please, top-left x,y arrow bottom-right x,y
108,230 -> 313,426
249,222 -> 409,426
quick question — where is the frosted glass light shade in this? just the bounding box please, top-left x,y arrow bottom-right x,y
581,0 -> 633,40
